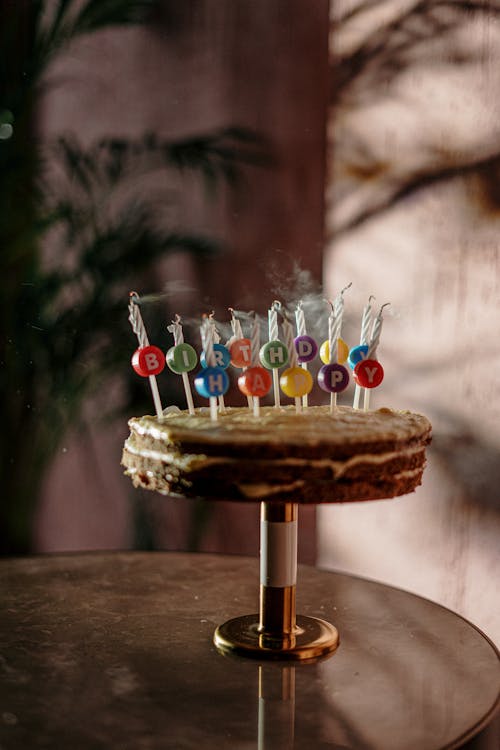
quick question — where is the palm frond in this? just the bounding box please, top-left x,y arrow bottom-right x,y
33,0 -> 157,84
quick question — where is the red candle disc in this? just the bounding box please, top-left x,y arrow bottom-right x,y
132,346 -> 166,377
353,358 -> 384,389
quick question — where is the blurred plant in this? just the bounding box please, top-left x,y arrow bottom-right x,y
330,0 -> 500,235
0,0 -> 265,553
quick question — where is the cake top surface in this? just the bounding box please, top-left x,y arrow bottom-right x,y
129,405 -> 431,458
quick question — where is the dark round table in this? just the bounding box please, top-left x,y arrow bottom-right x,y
0,552 -> 498,749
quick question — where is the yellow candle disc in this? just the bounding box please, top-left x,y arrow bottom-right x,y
279,366 -> 313,397
320,338 -> 349,365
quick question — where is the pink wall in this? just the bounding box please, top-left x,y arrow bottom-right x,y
35,0 -> 330,563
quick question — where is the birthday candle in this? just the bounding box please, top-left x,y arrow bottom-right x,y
366,303 -> 389,359
250,315 -> 259,367
281,316 -> 297,368
268,301 -> 282,408
328,302 -> 339,413
361,296 -> 374,346
294,301 -> 317,409
330,285 -> 350,412
238,312 -> 272,416
281,310 -> 301,413
250,314 -> 259,416
197,316 -> 221,421
228,308 -> 253,409
317,290 -> 350,413
295,300 -> 306,338
228,307 -> 244,341
166,315 -> 196,415
278,304 -> 313,413
250,313 -> 263,416
354,303 -> 389,411
128,292 -> 165,421
353,295 -> 374,410
209,314 -> 227,413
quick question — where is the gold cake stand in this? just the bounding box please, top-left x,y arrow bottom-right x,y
214,501 -> 339,661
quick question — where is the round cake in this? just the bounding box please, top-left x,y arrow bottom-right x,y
121,405 -> 432,503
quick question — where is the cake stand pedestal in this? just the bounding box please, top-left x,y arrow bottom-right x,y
214,501 -> 339,660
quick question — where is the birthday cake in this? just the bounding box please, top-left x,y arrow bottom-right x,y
121,405 -> 431,503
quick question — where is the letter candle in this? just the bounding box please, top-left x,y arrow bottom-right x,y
166,315 -> 196,415
195,315 -> 229,422
318,286 -> 351,413
237,312 -> 272,415
250,313 -> 263,417
355,303 -> 389,411
280,308 -> 303,414
265,301 -> 283,408
228,307 -> 244,343
228,308 -> 253,409
210,315 -> 227,413
352,295 -> 374,410
294,301 -> 318,409
128,291 -> 165,420
329,302 -> 338,413
278,304 -> 313,414
329,300 -> 342,413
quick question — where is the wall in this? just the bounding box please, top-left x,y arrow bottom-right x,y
34,0 -> 330,563
321,0 -> 500,644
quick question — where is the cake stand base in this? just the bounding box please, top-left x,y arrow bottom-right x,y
214,501 -> 340,661
214,614 -> 339,661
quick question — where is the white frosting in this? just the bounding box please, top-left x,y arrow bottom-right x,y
130,405 -> 431,449
124,437 -> 424,480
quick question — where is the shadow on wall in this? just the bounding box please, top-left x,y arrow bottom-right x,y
8,0 -> 330,555
322,0 -> 500,642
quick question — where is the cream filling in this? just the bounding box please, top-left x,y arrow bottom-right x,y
125,466 -> 423,498
236,468 -> 423,499
123,438 -> 424,480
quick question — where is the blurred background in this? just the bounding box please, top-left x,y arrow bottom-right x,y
2,0 -> 499,644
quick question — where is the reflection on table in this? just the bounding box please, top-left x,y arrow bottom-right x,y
0,552 -> 498,749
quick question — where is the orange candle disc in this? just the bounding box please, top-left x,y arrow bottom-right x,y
230,338 -> 252,368
238,366 -> 272,397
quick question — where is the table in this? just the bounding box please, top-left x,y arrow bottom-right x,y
0,552 -> 498,749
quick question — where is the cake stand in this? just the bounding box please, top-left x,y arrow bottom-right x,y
122,405 -> 431,662
214,500 -> 339,661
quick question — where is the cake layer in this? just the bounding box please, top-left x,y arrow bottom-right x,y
122,405 -> 431,504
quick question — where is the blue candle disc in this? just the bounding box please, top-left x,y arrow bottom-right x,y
348,344 -> 368,370
194,367 -> 230,398
200,343 -> 231,370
